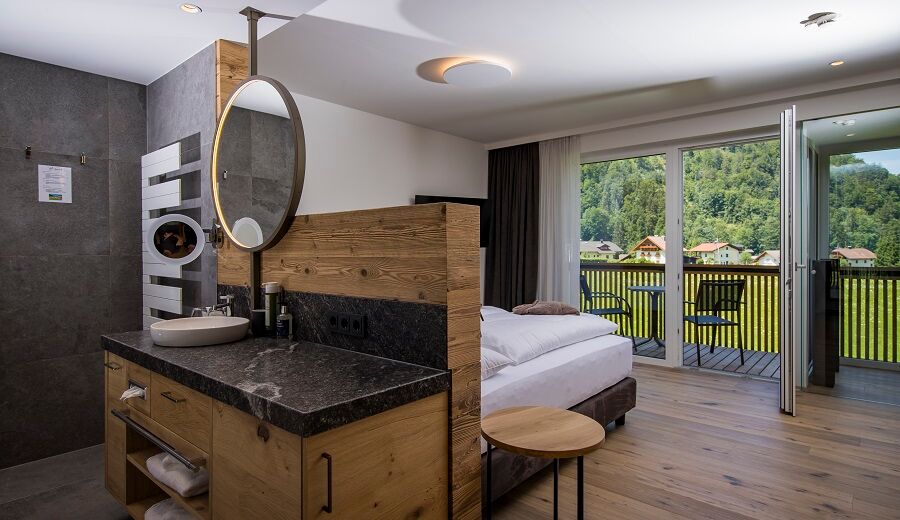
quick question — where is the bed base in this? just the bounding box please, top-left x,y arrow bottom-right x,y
480,376 -> 637,504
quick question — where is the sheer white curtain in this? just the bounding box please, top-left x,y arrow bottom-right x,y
537,135 -> 581,306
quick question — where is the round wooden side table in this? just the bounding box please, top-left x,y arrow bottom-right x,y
482,406 -> 606,520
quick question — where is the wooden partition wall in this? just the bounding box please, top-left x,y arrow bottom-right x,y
214,40 -> 482,520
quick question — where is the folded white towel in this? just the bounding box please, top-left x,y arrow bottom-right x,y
146,452 -> 209,498
144,498 -> 195,520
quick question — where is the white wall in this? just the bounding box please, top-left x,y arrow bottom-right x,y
288,91 -> 488,301
289,91 -> 487,215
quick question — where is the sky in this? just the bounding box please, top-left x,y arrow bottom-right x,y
855,148 -> 900,175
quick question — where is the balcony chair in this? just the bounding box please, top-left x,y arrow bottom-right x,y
579,275 -> 637,352
684,279 -> 746,366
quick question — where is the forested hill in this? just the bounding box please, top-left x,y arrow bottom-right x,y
580,144 -> 900,266
830,154 -> 900,265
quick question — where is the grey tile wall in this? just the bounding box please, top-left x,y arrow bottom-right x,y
0,53 -> 145,468
147,43 -> 218,308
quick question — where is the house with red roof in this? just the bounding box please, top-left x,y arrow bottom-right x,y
688,241 -> 744,265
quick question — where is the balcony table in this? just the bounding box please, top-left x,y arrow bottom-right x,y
628,285 -> 666,350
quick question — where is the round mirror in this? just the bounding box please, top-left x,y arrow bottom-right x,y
146,214 -> 205,266
212,76 -> 305,251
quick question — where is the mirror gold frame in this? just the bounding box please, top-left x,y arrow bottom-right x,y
211,75 -> 306,252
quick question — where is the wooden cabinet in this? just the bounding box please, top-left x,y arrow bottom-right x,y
104,352 -> 128,503
105,357 -> 448,520
302,392 -> 448,520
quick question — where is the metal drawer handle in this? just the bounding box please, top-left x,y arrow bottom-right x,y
321,452 -> 333,513
110,409 -> 204,472
104,361 -> 122,371
161,391 -> 186,403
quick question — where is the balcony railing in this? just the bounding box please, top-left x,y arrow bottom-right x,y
840,267 -> 900,363
581,262 -> 899,363
580,262 -> 779,353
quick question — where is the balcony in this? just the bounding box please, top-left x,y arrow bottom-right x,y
580,262 -> 899,379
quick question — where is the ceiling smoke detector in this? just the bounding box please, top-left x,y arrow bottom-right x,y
800,12 -> 838,27
180,3 -> 202,14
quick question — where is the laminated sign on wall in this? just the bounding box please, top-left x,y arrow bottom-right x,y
37,164 -> 72,203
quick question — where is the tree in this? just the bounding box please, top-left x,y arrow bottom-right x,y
875,220 -> 900,267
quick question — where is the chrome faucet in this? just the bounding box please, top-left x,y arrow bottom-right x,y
191,295 -> 234,317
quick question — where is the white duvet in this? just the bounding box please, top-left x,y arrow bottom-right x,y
480,307 -> 618,364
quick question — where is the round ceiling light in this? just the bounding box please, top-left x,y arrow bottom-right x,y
830,60 -> 845,67
443,60 -> 511,87
180,3 -> 202,13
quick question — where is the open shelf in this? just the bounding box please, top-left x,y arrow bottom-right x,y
125,494 -> 168,519
126,448 -> 210,520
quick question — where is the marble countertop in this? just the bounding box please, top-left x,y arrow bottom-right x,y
101,331 -> 449,437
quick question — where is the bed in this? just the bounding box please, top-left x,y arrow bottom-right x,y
479,306 -> 637,503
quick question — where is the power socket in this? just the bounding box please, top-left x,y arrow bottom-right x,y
326,311 -> 367,338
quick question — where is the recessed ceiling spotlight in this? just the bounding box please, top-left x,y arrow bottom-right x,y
846,133 -> 856,137
833,119 -> 856,126
442,60 -> 511,87
800,12 -> 837,27
180,3 -> 202,14
830,60 -> 845,67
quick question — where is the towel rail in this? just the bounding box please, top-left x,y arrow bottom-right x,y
110,408 -> 205,472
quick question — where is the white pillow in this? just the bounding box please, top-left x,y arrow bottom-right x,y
480,306 -> 509,322
481,313 -> 618,365
481,348 -> 513,380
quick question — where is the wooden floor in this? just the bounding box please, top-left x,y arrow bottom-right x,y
491,365 -> 900,520
634,341 -> 781,380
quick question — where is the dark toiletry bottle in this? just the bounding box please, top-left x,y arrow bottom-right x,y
276,305 -> 293,338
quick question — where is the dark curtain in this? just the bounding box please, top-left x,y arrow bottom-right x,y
484,142 -> 540,310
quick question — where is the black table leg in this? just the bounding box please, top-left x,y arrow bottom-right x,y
577,455 -> 584,520
486,443 -> 492,520
553,459 -> 559,520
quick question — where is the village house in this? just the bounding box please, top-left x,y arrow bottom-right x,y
630,235 -> 667,263
688,241 -> 744,265
580,240 -> 623,261
754,250 -> 781,266
831,247 -> 877,267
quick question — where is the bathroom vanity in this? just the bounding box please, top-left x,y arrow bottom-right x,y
102,332 -> 450,520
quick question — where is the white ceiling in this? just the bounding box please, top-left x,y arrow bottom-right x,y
805,107 -> 900,147
0,0 -> 324,84
2,1 -> 900,145
260,0 -> 900,144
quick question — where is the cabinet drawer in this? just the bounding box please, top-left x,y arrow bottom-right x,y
104,353 -> 127,401
125,363 -> 152,418
150,373 -> 212,451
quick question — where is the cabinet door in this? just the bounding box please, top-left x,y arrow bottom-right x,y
211,402 -> 302,520
104,352 -> 129,503
302,392 -> 448,520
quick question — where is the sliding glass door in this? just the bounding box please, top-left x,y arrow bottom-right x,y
580,154 -> 668,360
680,139 -> 782,377
781,105 -> 803,415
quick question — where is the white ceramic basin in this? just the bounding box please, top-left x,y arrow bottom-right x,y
150,317 -> 249,347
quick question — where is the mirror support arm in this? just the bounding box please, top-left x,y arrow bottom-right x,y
250,251 -> 261,310
239,7 -> 294,76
